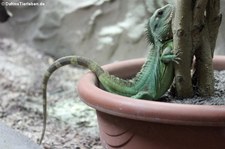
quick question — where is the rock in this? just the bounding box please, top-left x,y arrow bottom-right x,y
215,0 -> 225,55
0,122 -> 42,149
0,0 -> 173,64
0,0 -> 223,64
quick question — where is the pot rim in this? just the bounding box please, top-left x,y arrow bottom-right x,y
77,56 -> 225,126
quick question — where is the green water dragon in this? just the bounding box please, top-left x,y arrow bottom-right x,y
39,4 -> 179,144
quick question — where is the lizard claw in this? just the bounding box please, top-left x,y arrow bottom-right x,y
172,51 -> 182,64
173,58 -> 180,64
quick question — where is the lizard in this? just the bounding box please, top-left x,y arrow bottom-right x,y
39,4 -> 178,144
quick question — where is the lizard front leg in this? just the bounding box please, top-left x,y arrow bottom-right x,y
161,46 -> 180,64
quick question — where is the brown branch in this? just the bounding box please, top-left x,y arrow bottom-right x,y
173,0 -> 193,97
192,0 -> 208,52
194,25 -> 214,96
206,0 -> 222,55
192,0 -> 220,96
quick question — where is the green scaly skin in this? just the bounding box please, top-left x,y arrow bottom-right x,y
39,4 -> 177,144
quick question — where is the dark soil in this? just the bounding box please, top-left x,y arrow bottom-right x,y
161,70 -> 225,105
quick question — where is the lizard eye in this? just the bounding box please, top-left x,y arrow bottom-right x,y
158,11 -> 163,16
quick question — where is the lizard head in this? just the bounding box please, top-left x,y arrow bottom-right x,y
147,4 -> 174,44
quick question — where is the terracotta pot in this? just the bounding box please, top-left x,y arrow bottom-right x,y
77,55 -> 225,149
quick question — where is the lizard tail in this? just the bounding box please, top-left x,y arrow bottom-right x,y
39,56 -> 104,144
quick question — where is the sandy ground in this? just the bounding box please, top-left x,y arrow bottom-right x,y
0,39 -> 103,149
0,38 -> 224,149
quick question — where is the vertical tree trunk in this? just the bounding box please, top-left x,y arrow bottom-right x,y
194,26 -> 214,96
193,0 -> 221,96
173,0 -> 221,98
207,0 -> 222,54
173,0 -> 193,98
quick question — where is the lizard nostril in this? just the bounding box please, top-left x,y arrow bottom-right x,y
154,24 -> 158,30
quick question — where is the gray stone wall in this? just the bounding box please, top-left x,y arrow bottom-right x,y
0,0 -> 173,64
0,0 -> 224,64
215,0 -> 225,55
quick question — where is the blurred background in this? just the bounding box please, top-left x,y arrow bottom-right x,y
0,0 -> 224,148
1,0 -> 223,65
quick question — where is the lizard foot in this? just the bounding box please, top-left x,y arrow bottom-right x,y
172,50 -> 182,64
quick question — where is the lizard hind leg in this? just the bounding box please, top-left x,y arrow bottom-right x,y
131,91 -> 157,100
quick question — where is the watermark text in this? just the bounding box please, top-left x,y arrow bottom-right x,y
1,1 -> 45,7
